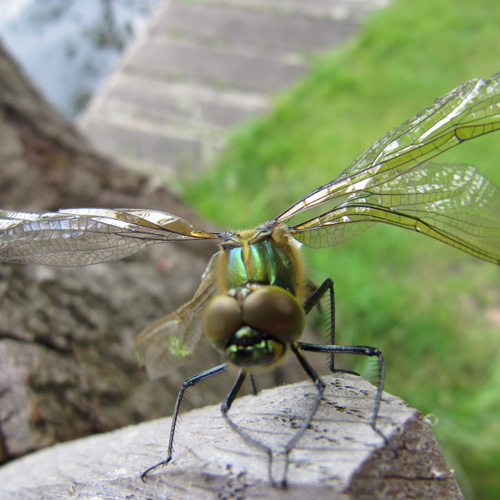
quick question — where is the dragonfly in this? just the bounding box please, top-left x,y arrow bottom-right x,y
1,73 -> 500,486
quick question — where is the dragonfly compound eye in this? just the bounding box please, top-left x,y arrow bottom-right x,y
202,295 -> 243,350
242,286 -> 305,344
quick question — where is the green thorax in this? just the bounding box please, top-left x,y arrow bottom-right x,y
223,231 -> 298,295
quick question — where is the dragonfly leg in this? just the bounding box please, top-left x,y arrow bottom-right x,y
278,342 -> 388,485
221,371 -> 287,486
274,343 -> 326,486
298,342 -> 386,438
250,373 -> 259,395
302,278 -> 336,372
141,362 -> 228,482
220,347 -> 327,487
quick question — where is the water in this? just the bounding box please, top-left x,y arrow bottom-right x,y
0,0 -> 159,118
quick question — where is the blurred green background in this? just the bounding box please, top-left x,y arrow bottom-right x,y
183,0 -> 500,498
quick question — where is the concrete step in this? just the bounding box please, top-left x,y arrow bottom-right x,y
184,0 -> 385,21
82,115 -> 203,183
92,73 -> 269,130
80,0 -> 387,182
128,39 -> 307,94
153,2 -> 358,54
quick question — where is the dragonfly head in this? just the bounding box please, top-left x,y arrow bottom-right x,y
202,285 -> 306,369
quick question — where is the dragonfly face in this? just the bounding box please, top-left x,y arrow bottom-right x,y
1,73 -> 500,484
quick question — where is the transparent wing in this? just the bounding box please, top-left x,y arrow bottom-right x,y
270,73 -> 500,265
0,208 -> 219,266
291,162 -> 500,264
275,73 -> 500,224
135,253 -> 221,379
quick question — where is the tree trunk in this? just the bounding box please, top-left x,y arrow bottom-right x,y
0,38 -> 226,463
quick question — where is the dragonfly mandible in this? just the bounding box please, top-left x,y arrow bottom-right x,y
0,73 -> 500,486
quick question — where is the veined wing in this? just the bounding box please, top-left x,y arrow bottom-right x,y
135,253 -> 221,379
275,73 -> 500,226
290,162 -> 500,264
0,208 -> 219,266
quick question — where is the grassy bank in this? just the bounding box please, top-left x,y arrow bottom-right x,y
184,0 -> 500,497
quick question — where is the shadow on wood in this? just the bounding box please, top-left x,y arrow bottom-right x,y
0,373 -> 463,500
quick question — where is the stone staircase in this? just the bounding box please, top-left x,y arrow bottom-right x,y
79,0 -> 386,184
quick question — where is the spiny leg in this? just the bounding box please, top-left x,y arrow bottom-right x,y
277,343 -> 386,486
219,343 -> 385,487
220,346 -> 326,488
221,371 -> 273,461
221,370 -> 286,486
250,373 -> 259,395
302,278 -> 336,372
273,343 -> 326,486
141,363 -> 228,482
299,342 -> 386,438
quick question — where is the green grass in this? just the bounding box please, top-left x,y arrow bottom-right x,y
183,0 -> 500,497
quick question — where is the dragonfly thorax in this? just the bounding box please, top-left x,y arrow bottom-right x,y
201,285 -> 306,369
220,226 -> 304,297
